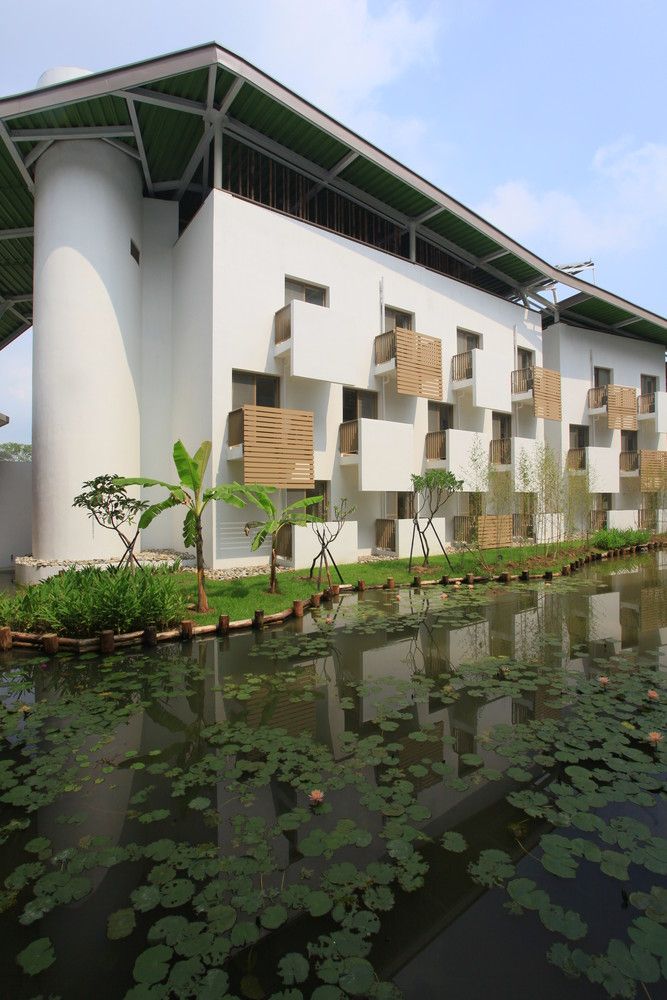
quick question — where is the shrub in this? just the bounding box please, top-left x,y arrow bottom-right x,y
591,527 -> 650,551
0,566 -> 185,638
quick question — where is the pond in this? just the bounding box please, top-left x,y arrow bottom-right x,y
1,555 -> 666,1000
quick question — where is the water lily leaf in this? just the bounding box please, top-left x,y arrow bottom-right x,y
107,907 -> 136,940
600,851 -> 629,881
133,944 -> 173,985
230,921 -> 259,948
311,987 -> 344,999
131,885 -> 161,912
278,952 -> 309,985
628,916 -> 667,958
337,957 -> 375,996
160,879 -> 194,909
468,849 -> 515,887
539,904 -> 587,941
261,904 -> 288,929
188,797 -> 211,811
16,936 -> 56,974
147,915 -> 190,945
25,837 -> 51,857
197,969 -> 230,1000
441,831 -> 467,853
308,890 -> 333,917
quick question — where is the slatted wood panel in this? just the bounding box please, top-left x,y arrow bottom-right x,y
477,514 -> 512,549
425,430 -> 447,460
242,405 -> 314,488
375,518 -> 397,551
274,304 -> 291,344
639,449 -> 667,492
640,587 -> 667,632
395,327 -> 442,399
243,669 -> 317,738
532,367 -> 562,420
606,386 -> 637,430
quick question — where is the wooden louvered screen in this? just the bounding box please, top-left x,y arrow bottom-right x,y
395,327 -> 442,399
243,668 -> 317,737
532,367 -> 562,420
477,514 -> 512,549
241,405 -> 314,488
639,449 -> 667,492
606,386 -> 637,430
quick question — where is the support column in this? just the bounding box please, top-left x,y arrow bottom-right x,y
32,140 -> 143,560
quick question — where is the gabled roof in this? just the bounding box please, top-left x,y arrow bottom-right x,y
1,41 -> 666,350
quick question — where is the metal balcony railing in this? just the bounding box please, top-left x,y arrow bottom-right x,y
489,438 -> 512,465
425,430 -> 447,460
451,350 -> 473,381
511,367 -> 535,394
567,448 -> 586,471
339,419 -> 359,455
375,518 -> 397,551
619,451 -> 639,472
638,392 -> 656,415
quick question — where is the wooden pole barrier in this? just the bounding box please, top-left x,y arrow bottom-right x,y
292,600 -> 304,618
520,570 -> 530,581
561,566 -> 570,576
310,593 -> 321,608
386,577 -> 395,590
357,580 -> 366,592
180,620 -> 194,641
99,630 -> 115,655
544,570 -> 553,581
42,633 -> 59,655
218,615 -> 230,636
330,584 -> 340,598
253,610 -> 264,630
143,626 -> 158,647
0,626 -> 12,651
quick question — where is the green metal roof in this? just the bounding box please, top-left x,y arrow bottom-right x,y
0,41 -> 666,351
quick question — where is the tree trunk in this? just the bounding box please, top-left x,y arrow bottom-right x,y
195,516 -> 209,613
269,536 -> 278,593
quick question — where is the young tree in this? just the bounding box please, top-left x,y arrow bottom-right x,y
115,441 -> 244,613
73,474 -> 148,570
0,442 -> 32,462
231,483 -> 324,593
408,468 -> 463,571
309,498 -> 356,588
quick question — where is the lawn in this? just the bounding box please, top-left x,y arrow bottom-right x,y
177,539 -> 592,624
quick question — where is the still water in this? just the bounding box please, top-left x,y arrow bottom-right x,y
1,555 -> 666,999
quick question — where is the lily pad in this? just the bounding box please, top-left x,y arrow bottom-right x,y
16,936 -> 56,975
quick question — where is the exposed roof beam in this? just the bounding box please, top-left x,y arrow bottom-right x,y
24,139 -> 53,169
11,125 -> 134,141
305,149 -> 359,204
174,126 -> 214,200
413,205 -> 444,224
0,228 -> 33,241
481,249 -> 510,263
126,98 -> 153,194
614,317 -> 642,330
202,66 -> 218,191
218,77 -> 244,118
118,86 -> 206,116
0,120 -> 34,193
153,180 -> 204,193
102,137 -> 141,161
4,294 -> 32,304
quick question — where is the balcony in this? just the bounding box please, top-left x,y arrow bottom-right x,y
511,366 -> 562,420
619,451 -> 639,476
567,446 -> 620,492
338,417 -> 414,491
374,328 -> 442,399
375,518 -> 397,552
227,404 -> 314,488
451,347 -> 512,411
566,448 -> 586,471
272,300 -> 353,384
637,390 -> 667,432
453,514 -> 512,548
489,438 -> 511,467
587,385 -> 637,430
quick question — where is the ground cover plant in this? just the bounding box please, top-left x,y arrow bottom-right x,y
0,566 -> 185,636
0,568 -> 666,998
591,528 -> 651,551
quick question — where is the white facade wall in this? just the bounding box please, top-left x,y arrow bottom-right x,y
292,520 -> 358,570
0,461 -> 32,570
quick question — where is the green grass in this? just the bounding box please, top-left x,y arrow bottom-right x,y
178,539 -> 593,624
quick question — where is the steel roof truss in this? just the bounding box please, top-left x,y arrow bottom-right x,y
10,125 -> 134,141
0,228 -> 33,241
0,120 -> 34,193
126,98 -> 153,194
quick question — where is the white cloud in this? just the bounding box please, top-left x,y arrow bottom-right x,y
476,138 -> 667,268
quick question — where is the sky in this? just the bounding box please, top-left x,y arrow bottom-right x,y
1,0 -> 667,444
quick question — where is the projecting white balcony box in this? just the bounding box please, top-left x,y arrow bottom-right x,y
586,385 -> 637,430
226,404 -> 314,488
338,417 -> 413,491
510,367 -> 562,420
566,446 -> 619,493
373,328 -> 443,399
374,517 -> 447,557
638,391 -> 667,432
451,348 -> 512,411
273,300 -> 359,385
274,520 -> 359,569
424,428 -> 490,491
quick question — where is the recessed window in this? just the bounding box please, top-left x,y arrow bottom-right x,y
384,306 -> 413,332
517,347 -> 534,369
342,387 -> 378,421
594,366 -> 612,388
286,480 -> 329,520
457,328 -> 481,353
428,401 -> 454,432
285,278 -> 327,307
621,430 -> 637,452
641,374 -> 658,395
569,424 -> 589,449
232,370 -> 280,410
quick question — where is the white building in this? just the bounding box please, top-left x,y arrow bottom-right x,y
0,44 -> 665,575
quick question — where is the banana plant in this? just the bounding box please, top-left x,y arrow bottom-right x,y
115,441 -> 245,613
234,484 -> 324,593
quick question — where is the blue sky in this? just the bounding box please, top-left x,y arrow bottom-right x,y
2,0 -> 667,444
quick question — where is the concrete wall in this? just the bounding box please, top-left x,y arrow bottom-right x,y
292,519 -> 358,570
0,461 -> 32,569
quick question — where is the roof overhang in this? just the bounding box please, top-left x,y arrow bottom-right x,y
1,41 -> 666,350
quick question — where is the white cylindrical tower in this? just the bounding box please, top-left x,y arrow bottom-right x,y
32,139 -> 143,560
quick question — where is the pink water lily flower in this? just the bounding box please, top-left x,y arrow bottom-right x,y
598,676 -> 609,687
647,689 -> 659,702
308,789 -> 325,806
647,731 -> 663,746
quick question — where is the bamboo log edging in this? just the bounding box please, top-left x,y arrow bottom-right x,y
3,541 -> 664,655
